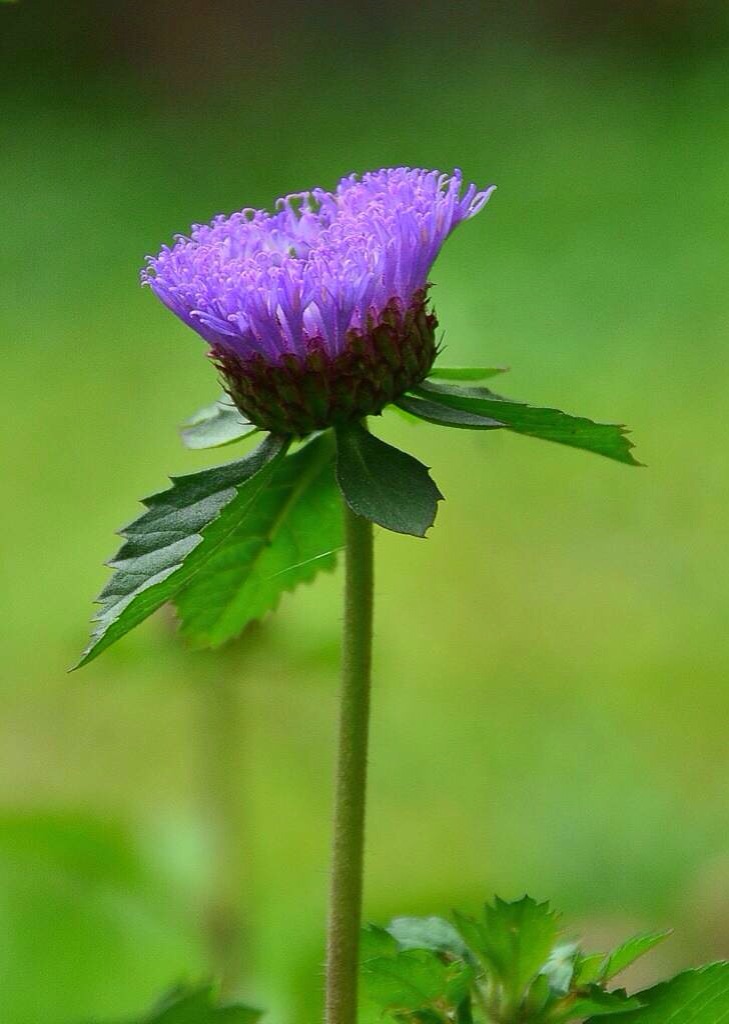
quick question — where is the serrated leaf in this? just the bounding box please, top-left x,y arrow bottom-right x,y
600,963 -> 729,1024
335,421 -> 442,537
454,896 -> 560,1009
555,985 -> 642,1022
600,931 -> 672,981
428,366 -> 509,382
388,916 -> 472,960
181,396 -> 257,450
362,949 -> 473,1020
396,393 -> 504,430
413,380 -> 640,466
361,924 -> 400,961
77,435 -> 288,667
175,433 -> 342,647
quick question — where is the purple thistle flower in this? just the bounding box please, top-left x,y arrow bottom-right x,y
143,167 -> 495,435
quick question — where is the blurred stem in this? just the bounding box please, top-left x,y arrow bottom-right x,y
325,500 -> 374,1024
197,638 -> 253,998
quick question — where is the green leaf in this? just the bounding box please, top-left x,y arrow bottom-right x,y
600,931 -> 672,981
442,963 -> 475,1011
361,923 -> 400,961
88,984 -> 262,1024
428,366 -> 509,382
454,896 -> 560,1009
388,916 -> 472,960
387,402 -> 429,426
555,985 -> 642,1022
362,949 -> 473,1021
136,983 -> 262,1023
573,953 -> 607,987
413,380 -> 640,466
396,393 -> 504,430
181,396 -> 257,450
524,972 -> 552,1016
599,963 -> 729,1024
174,433 -> 342,648
335,422 -> 442,537
0,811 -> 201,1024
452,912 -> 487,966
455,995 -> 475,1024
77,435 -> 288,668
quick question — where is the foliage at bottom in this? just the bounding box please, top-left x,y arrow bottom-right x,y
89,896 -> 729,1024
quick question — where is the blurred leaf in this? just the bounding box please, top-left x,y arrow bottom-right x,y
428,367 -> 509,381
93,983 -> 262,1023
555,985 -> 643,1022
600,931 -> 672,981
454,896 -> 560,1008
601,963 -> 729,1024
387,402 -> 428,426
0,812 -> 201,1024
335,422 -> 442,537
77,435 -> 287,667
413,380 -> 640,466
362,949 -> 473,1021
450,912 -> 485,967
180,396 -> 257,450
138,984 -> 262,1023
396,393 -> 503,430
388,916 -> 471,960
573,954 -> 607,988
175,433 -> 341,647
524,972 -> 552,1016
455,997 -> 474,1024
361,924 -> 400,961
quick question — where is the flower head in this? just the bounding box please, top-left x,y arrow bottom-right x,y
143,167 -> 495,435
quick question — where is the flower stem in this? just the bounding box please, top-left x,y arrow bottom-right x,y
325,500 -> 375,1024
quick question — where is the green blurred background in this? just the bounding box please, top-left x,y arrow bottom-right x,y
2,2 -> 728,1021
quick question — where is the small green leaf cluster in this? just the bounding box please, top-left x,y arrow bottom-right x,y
361,895 -> 727,1024
84,900 -> 729,1024
79,364 -> 639,667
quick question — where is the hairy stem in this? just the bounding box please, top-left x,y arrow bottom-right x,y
325,501 -> 375,1024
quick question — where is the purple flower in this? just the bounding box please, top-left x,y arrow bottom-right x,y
143,167 -> 494,435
